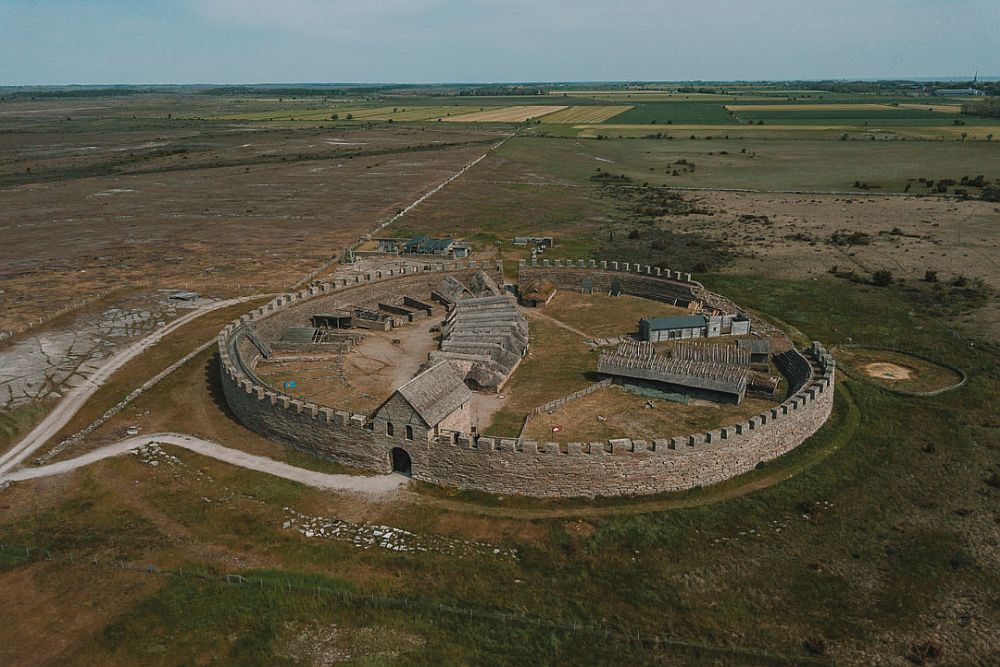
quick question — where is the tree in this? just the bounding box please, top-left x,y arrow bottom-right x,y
330,113 -> 339,120
346,113 -> 353,120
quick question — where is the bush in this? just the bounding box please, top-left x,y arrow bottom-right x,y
924,270 -> 938,283
831,230 -> 872,246
981,184 -> 1000,202
872,269 -> 894,286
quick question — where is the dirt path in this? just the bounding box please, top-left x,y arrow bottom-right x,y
0,296 -> 264,475
521,306 -> 593,339
295,133 -> 513,288
0,432 -> 406,494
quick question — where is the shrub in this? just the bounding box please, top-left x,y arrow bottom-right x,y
872,269 -> 894,286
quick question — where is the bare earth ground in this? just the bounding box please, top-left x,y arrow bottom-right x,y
864,362 -> 913,380
256,319 -> 440,414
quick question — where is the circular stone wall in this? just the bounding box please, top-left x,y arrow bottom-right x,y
218,259 -> 836,498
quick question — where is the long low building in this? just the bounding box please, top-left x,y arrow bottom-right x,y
640,313 -> 750,342
439,292 -> 528,392
598,350 -> 748,403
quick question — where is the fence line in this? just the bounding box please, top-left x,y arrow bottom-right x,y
0,540 -> 827,665
517,379 -> 614,439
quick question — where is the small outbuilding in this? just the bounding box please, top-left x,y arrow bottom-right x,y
639,314 -> 709,342
737,338 -> 771,365
519,277 -> 557,307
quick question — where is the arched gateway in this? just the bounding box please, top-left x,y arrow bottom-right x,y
391,448 -> 412,477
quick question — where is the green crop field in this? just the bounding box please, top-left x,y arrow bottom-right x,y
609,102 -> 740,125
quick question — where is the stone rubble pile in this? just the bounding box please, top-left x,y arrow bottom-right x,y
281,508 -> 518,561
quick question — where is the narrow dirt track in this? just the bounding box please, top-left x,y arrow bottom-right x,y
0,432 -> 406,494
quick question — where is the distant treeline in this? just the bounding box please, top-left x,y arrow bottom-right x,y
0,87 -> 147,100
962,98 -> 1000,119
458,85 -> 547,96
198,86 -> 402,97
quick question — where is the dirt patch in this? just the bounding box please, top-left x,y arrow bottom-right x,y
256,319 -> 439,414
862,362 -> 914,381
836,347 -> 964,394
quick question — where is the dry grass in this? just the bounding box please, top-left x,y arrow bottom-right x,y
484,319 -> 597,436
896,103 -> 963,113
0,123 -> 497,332
524,385 -> 777,443
543,291 -> 691,338
540,106 -> 633,124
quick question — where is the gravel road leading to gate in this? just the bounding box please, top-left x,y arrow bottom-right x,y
0,432 -> 406,494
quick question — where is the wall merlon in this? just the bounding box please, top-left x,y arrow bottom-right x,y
609,438 -> 631,452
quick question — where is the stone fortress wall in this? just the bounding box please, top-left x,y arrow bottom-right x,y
219,260 -> 836,498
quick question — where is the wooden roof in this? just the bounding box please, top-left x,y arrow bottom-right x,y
394,362 -> 471,427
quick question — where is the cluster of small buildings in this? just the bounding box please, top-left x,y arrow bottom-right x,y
372,270 -> 528,445
374,235 -> 471,258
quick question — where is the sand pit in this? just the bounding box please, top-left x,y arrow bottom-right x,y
862,362 -> 914,381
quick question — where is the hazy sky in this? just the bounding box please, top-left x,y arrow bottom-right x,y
1,0 -> 998,85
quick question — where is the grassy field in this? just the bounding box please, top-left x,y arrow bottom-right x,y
485,319 -> 597,436
541,292 -> 691,338
835,347 -> 965,394
523,386 -> 777,443
485,134 -> 1000,193
2,89 -> 999,664
610,102 -> 739,125
441,105 -> 567,122
2,273 -> 997,664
